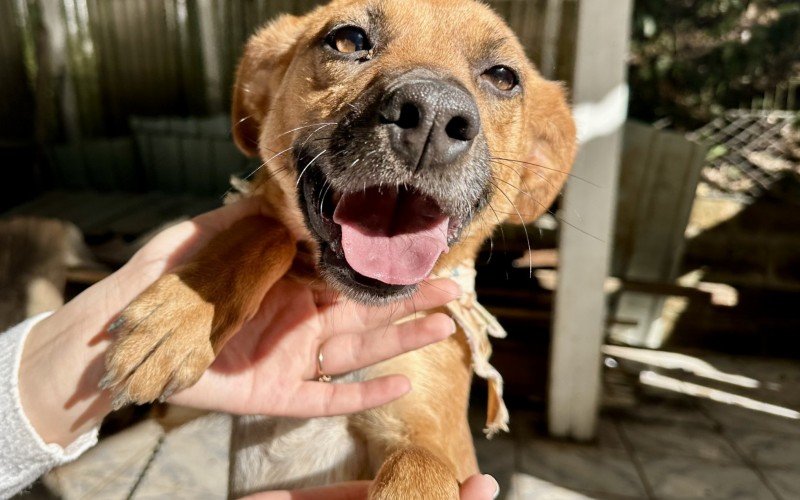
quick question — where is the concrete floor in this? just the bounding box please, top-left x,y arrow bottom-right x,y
21,352 -> 800,500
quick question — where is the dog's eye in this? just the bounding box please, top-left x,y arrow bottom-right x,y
327,26 -> 371,54
482,66 -> 518,92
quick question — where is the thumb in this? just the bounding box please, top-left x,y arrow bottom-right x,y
460,474 -> 499,500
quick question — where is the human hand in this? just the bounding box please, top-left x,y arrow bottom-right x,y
171,276 -> 459,417
18,199 -> 460,446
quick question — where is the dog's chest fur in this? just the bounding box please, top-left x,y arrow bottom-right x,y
229,414 -> 369,496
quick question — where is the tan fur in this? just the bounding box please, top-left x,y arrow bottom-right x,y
102,217 -> 295,406
105,0 -> 575,496
227,4 -> 575,492
370,445 -> 460,500
231,0 -> 575,263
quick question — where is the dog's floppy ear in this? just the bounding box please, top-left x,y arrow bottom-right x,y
512,76 -> 577,223
232,14 -> 307,157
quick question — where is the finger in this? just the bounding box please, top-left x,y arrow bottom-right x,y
289,375 -> 411,417
317,313 -> 455,376
321,279 -> 461,333
460,474 -> 499,500
242,481 -> 371,500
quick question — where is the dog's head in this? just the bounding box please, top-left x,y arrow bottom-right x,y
232,0 -> 576,303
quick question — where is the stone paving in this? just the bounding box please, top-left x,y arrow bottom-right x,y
17,353 -> 800,500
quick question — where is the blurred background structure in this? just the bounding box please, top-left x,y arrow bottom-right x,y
1,0 -> 799,498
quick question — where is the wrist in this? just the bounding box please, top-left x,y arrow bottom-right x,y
18,304 -> 112,447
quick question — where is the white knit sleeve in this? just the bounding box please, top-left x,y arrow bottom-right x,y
0,313 -> 100,498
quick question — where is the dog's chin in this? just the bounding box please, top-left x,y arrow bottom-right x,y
296,163 -> 468,305
319,246 -> 416,304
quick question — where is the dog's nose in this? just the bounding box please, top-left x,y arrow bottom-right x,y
379,79 -> 481,170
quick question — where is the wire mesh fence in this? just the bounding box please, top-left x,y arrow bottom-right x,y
688,110 -> 800,201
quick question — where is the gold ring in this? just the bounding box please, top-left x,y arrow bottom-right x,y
317,347 -> 331,383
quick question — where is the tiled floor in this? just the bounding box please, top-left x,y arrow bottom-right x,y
19,353 -> 800,500
492,353 -> 800,499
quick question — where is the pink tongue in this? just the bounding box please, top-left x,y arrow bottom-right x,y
333,187 -> 449,285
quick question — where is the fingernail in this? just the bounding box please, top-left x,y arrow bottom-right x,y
98,373 -> 113,390
449,318 -> 458,334
108,316 -> 125,333
485,474 -> 499,499
159,378 -> 178,402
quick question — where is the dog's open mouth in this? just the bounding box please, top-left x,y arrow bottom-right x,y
333,186 -> 451,285
300,166 -> 465,297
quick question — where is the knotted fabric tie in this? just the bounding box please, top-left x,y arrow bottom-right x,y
435,264 -> 509,438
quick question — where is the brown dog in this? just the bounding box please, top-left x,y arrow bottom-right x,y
101,0 -> 575,497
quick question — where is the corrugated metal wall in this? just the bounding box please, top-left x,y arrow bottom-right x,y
1,0 -> 576,140
0,0 -> 577,200
0,1 -> 35,141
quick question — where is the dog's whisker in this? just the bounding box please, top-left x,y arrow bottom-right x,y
490,160 -> 584,225
490,156 -> 573,177
419,278 -> 440,292
490,158 -> 561,194
219,164 -> 292,201
488,180 -> 533,276
482,204 -> 508,265
485,230 -> 495,265
490,156 -> 600,188
233,113 -> 255,128
485,203 -> 507,250
319,180 -> 332,218
274,122 -> 336,140
492,176 -> 602,242
299,124 -> 336,150
296,149 -> 328,187
244,146 -> 296,181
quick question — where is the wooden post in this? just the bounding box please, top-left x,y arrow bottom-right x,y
548,0 -> 633,440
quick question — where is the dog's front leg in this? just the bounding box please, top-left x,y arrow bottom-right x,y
361,331 -> 478,500
101,216 -> 295,408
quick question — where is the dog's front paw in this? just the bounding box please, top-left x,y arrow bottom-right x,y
369,446 -> 459,500
101,273 -> 217,409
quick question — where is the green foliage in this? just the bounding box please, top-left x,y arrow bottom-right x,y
629,0 -> 800,130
